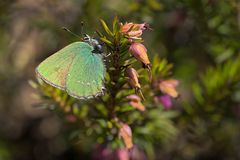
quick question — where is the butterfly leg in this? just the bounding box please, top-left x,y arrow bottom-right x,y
104,52 -> 111,57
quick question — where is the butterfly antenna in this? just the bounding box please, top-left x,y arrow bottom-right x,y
80,21 -> 84,36
62,27 -> 82,39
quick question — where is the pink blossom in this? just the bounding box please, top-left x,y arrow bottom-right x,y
157,95 -> 172,109
129,43 -> 150,67
115,149 -> 129,160
159,79 -> 179,98
119,123 -> 133,149
120,22 -> 149,39
127,94 -> 145,111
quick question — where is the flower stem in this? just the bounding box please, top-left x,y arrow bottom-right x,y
108,38 -> 122,120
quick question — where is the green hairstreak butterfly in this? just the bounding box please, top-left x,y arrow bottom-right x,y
36,34 -> 106,99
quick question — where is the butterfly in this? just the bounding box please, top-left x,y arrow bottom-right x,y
36,34 -> 106,99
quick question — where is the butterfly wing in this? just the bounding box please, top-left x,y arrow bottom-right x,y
36,42 -> 84,90
66,43 -> 105,99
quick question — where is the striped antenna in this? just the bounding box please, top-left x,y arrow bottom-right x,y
62,27 -> 82,40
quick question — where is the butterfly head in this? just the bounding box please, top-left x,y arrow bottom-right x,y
83,34 -> 103,54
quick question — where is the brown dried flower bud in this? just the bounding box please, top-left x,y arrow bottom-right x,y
125,67 -> 141,89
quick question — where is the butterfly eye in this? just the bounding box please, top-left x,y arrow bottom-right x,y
90,39 -> 103,53
96,44 -> 103,53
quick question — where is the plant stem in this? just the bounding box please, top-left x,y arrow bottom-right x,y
108,38 -> 121,120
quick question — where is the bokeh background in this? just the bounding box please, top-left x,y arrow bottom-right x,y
1,0 -> 240,159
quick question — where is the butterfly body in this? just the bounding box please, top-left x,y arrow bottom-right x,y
36,36 -> 106,99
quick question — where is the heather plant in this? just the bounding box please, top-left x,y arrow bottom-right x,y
174,55 -> 240,159
1,1 -> 240,160
30,17 -> 179,159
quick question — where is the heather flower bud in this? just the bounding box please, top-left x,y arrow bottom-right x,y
126,94 -> 141,102
129,43 -> 150,67
137,23 -> 150,31
125,68 -> 141,89
120,22 -> 149,33
154,95 -> 172,109
115,149 -> 129,160
159,79 -> 179,98
120,22 -> 149,39
127,94 -> 145,111
127,30 -> 143,39
92,145 -> 129,160
129,145 -> 147,160
119,123 -> 133,149
120,22 -> 134,33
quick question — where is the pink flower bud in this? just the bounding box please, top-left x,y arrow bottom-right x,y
155,95 -> 172,109
137,23 -> 150,31
92,145 -> 130,160
120,22 -> 134,33
115,149 -> 129,160
120,22 -> 133,33
126,94 -> 140,102
119,123 -> 133,149
129,145 -> 147,160
129,43 -> 150,66
127,30 -> 143,39
127,94 -> 145,111
120,22 -> 149,40
159,79 -> 179,98
120,22 -> 149,33
125,68 -> 141,89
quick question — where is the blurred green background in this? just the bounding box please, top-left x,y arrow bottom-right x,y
1,0 -> 240,159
